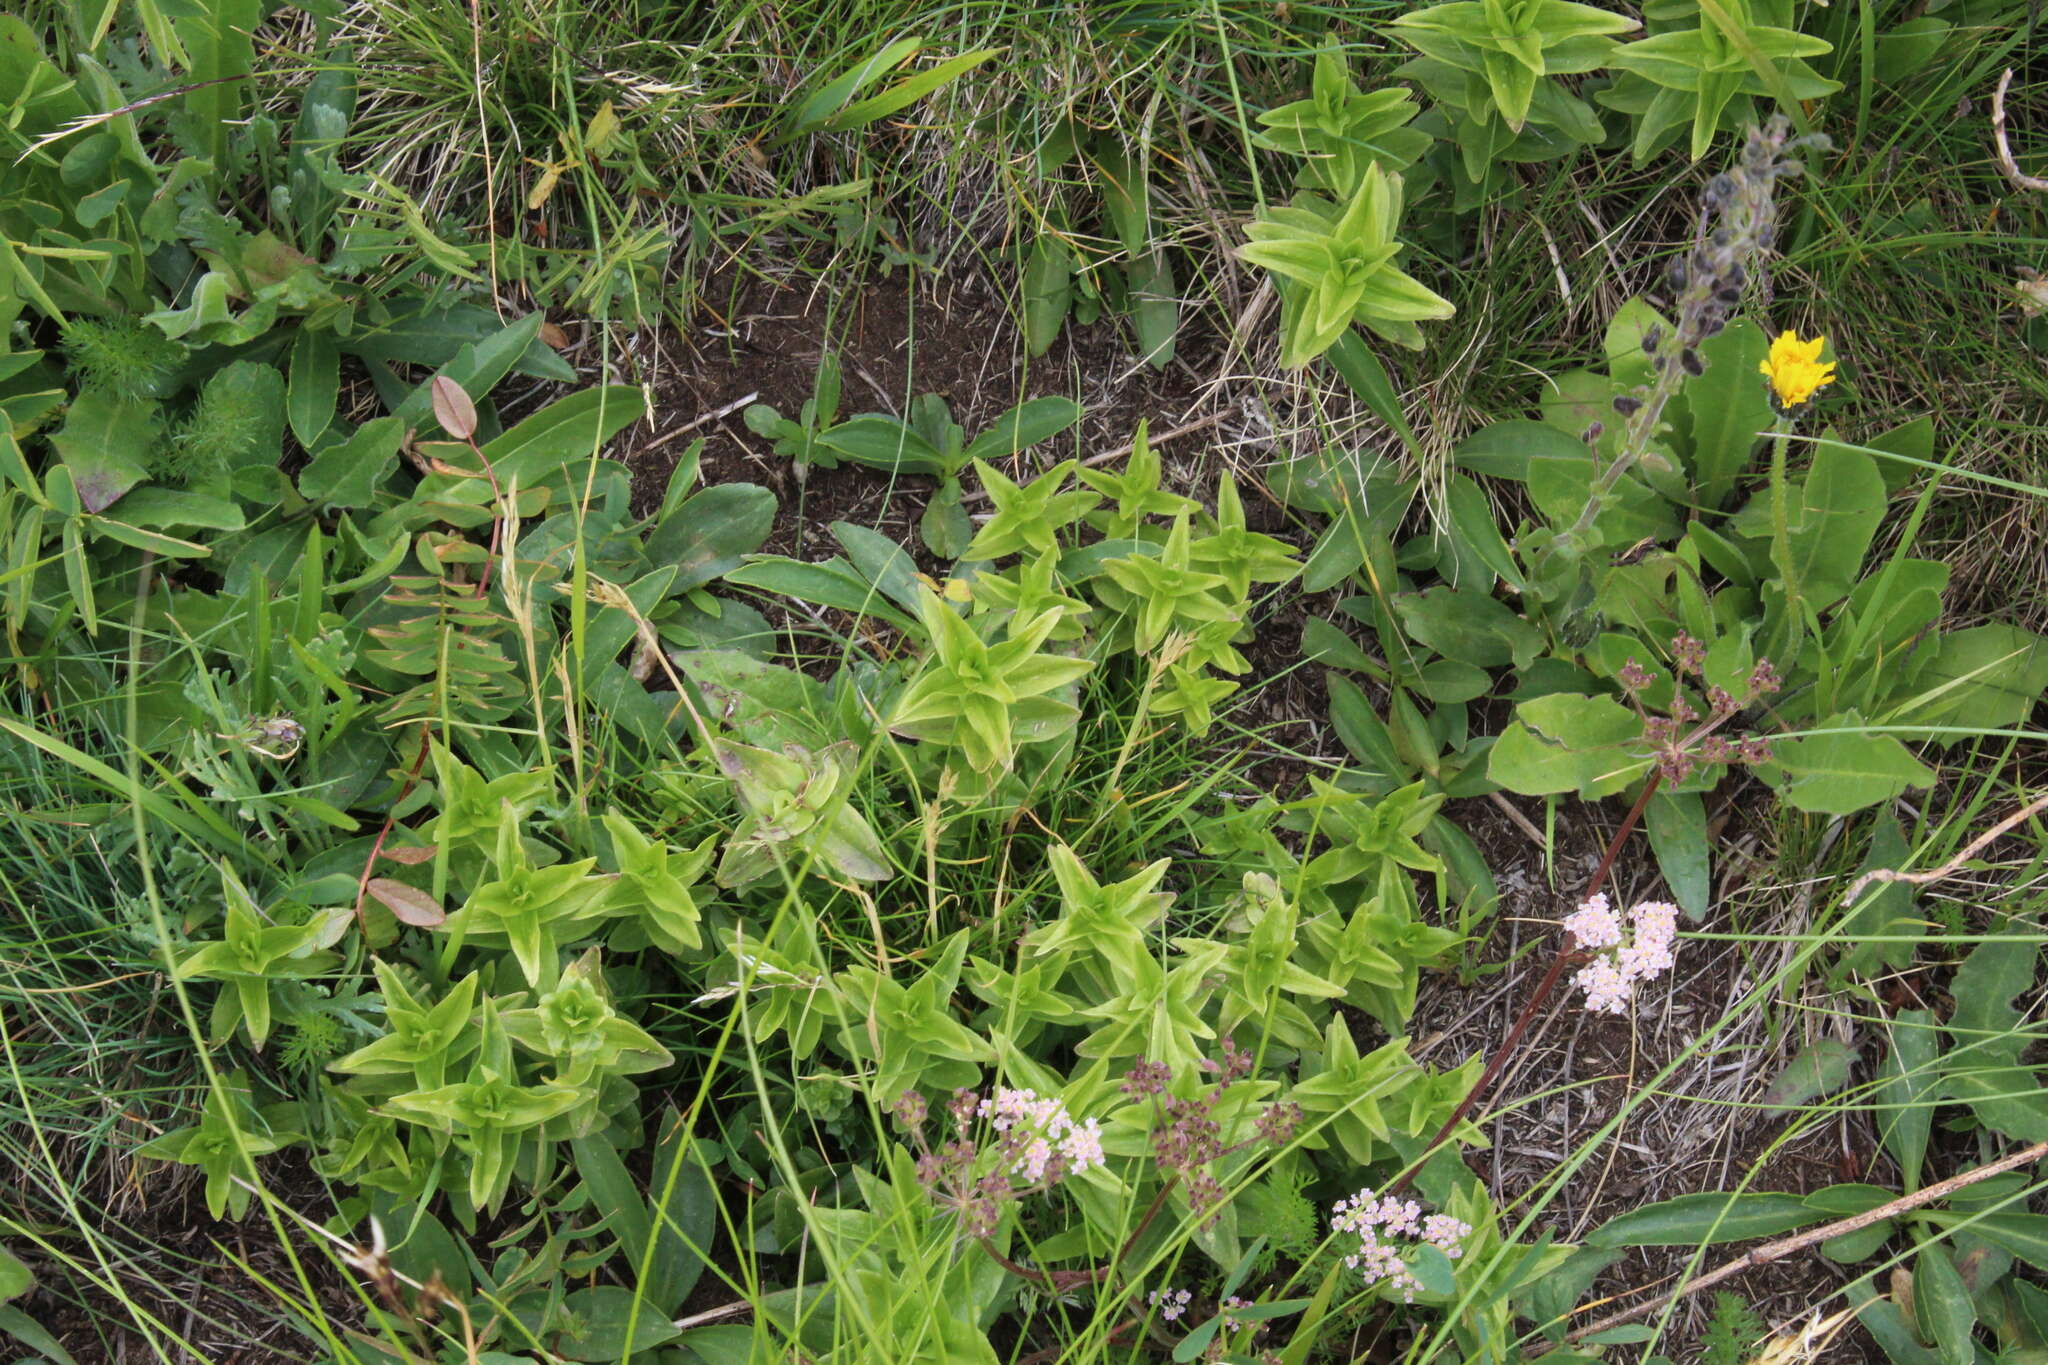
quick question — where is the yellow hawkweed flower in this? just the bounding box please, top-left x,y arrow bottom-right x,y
1758,329 -> 1836,410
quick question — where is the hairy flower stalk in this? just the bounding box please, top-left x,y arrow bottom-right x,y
1551,118 -> 1816,560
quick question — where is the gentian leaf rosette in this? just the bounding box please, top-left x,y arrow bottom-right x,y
383,998 -> 584,1212
1389,0 -> 1637,132
1236,163 -> 1454,365
890,585 -> 1094,776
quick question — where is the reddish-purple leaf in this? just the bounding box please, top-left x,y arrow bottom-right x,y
366,877 -> 447,927
431,376 -> 478,441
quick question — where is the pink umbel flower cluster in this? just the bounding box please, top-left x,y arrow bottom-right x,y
1330,1188 -> 1471,1302
975,1086 -> 1106,1179
1148,1287 -> 1192,1322
1565,894 -> 1679,1015
895,1084 -> 1106,1238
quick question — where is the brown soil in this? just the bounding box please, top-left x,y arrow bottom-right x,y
615,267 -> 1213,560
1409,794 -> 1884,1363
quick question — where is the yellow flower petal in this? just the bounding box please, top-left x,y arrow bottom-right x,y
1759,328 -> 1837,410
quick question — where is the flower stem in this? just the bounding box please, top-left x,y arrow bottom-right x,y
1384,771 -> 1664,1196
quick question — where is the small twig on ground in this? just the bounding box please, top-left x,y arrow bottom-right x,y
1487,790 -> 1547,847
1993,69 -> 2048,193
1566,1136 -> 2048,1342
1844,788 -> 2048,904
641,390 -> 761,455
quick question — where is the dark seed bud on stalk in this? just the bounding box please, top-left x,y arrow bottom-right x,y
1699,315 -> 1727,338
1692,248 -> 1713,275
1641,327 -> 1662,353
1723,262 -> 1747,290
1680,348 -> 1704,376
1715,286 -> 1742,304
1711,173 -> 1735,199
1582,422 -> 1604,443
1612,395 -> 1643,416
1665,260 -> 1689,292
1712,228 -> 1734,248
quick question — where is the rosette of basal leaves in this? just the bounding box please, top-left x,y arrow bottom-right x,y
890,586 -> 1094,777
833,931 -> 994,1097
599,809 -> 716,953
1253,44 -> 1433,199
711,738 -> 890,888
329,962 -> 483,1092
961,457 -> 1099,561
1101,512 -> 1236,651
1237,163 -> 1454,365
1282,780 -> 1463,1028
174,865 -> 349,1048
384,998 -> 583,1213
1600,0 -> 1837,161
1390,0 -> 1634,140
439,806 -> 615,990
135,1073 -> 303,1220
501,948 -> 671,1105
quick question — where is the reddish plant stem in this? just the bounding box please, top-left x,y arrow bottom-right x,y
347,429 -> 508,930
1384,770 -> 1664,1196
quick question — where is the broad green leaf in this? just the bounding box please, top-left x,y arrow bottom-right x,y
0,1247 -> 29,1301
1760,1038 -> 1857,1111
724,556 -> 919,632
556,1285 -> 683,1360
1675,318 -> 1772,506
1588,1191 -> 1821,1247
1126,252 -> 1177,369
1453,419 -> 1675,544
648,1108 -> 717,1310
1924,1213 -> 2048,1273
390,311 -> 546,434
1022,235 -> 1075,358
1443,474 -> 1523,591
481,385 -> 644,485
299,416 -> 402,508
1913,1244 -> 1976,1365
1770,726 -> 1934,815
1780,443 -> 1886,605
1392,585 -> 1543,668
1644,789 -> 1708,919
648,483 -> 777,591
1327,331 -> 1421,459
1327,672 -> 1405,781
821,415 -> 947,476
49,387 -> 152,513
1942,937 -> 2048,1140
1488,692 -> 1645,798
0,1305 -> 77,1364
831,521 -> 922,614
570,1133 -> 654,1296
962,397 -> 1083,464
1890,624 -> 2048,735
1876,1013 -> 1939,1190
288,326 -> 340,448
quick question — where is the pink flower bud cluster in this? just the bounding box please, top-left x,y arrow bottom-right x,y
1330,1188 -> 1471,1303
1564,894 -> 1679,1015
975,1086 -> 1106,1179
